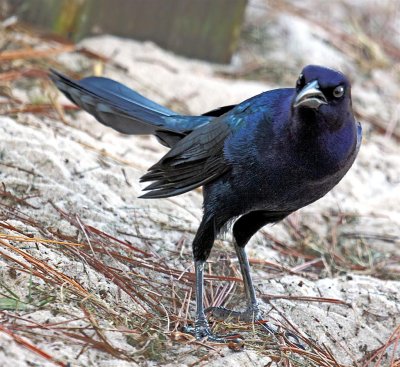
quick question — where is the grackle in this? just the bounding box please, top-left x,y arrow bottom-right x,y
50,65 -> 361,341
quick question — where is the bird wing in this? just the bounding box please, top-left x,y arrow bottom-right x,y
140,119 -> 232,198
202,104 -> 236,117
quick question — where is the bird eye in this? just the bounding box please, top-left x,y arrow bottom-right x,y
333,85 -> 345,98
296,74 -> 304,88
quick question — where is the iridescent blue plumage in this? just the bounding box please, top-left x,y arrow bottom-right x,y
50,65 -> 361,342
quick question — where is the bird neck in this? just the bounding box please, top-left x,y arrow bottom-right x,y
290,109 -> 357,171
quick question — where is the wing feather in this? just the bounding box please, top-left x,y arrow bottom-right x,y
140,119 -> 232,198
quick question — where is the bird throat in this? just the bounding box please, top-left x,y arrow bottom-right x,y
291,109 -> 356,172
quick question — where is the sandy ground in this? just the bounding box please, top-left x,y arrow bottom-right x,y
1,1 -> 400,366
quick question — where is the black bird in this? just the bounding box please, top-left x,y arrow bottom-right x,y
50,65 -> 361,341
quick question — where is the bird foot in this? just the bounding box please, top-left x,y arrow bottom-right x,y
205,307 -> 305,349
181,316 -> 304,349
256,321 -> 305,349
181,319 -> 242,343
205,305 -> 261,322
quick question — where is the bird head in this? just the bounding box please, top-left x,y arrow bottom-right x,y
292,65 -> 353,129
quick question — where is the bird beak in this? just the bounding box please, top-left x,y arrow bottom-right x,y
293,80 -> 327,109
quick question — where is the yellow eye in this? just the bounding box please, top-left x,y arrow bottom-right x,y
333,85 -> 345,98
296,73 -> 304,88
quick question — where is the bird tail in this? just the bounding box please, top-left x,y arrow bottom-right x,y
49,69 -> 211,147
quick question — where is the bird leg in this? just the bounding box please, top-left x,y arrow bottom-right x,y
193,260 -> 212,338
182,260 -> 240,341
206,241 -> 261,322
206,210 -> 289,322
206,240 -> 305,348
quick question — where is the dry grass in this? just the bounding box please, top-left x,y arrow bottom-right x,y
263,213 -> 400,281
0,187 -> 353,366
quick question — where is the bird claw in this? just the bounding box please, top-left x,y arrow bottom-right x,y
181,320 -> 242,343
181,316 -> 305,349
257,321 -> 305,350
205,305 -> 261,322
283,330 -> 306,350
